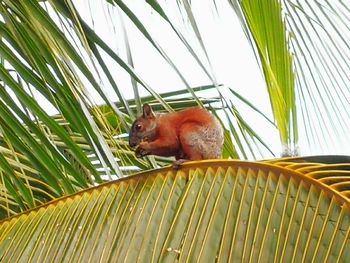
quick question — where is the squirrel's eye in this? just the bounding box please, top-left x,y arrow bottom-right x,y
135,124 -> 142,131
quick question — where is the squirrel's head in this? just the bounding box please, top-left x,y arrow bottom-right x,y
129,103 -> 158,148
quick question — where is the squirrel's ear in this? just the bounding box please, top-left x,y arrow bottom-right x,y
143,104 -> 155,119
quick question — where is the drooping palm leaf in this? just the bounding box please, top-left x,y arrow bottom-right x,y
281,0 -> 350,154
228,0 -> 297,155
226,0 -> 350,155
1,160 -> 350,262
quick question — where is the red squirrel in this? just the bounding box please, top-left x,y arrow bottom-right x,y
129,104 -> 224,167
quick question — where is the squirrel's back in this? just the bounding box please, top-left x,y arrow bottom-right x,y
158,107 -> 216,127
159,107 -> 224,159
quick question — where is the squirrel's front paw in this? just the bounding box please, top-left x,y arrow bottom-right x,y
135,144 -> 149,158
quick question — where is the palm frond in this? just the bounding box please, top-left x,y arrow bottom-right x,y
229,0 -> 297,155
282,0 -> 350,154
1,160 -> 350,262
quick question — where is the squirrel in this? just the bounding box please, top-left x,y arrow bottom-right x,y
129,103 -> 224,167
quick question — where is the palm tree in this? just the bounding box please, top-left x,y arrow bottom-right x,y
1,0 -> 350,261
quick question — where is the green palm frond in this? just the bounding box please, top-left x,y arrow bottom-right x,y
1,160 -> 350,262
282,0 -> 350,153
229,0 -> 296,155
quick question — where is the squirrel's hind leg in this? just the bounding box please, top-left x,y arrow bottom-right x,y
172,159 -> 187,169
173,151 -> 191,169
172,152 -> 201,170
174,123 -> 216,169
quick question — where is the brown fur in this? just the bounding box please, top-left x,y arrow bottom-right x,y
129,104 -> 224,163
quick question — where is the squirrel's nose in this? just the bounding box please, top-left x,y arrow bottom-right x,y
129,137 -> 138,148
